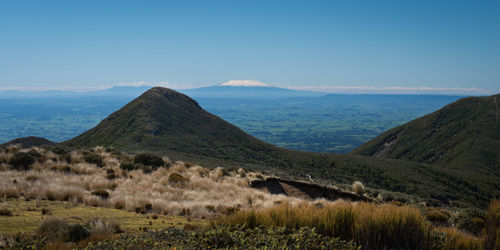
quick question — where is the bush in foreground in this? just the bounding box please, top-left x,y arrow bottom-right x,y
83,225 -> 358,250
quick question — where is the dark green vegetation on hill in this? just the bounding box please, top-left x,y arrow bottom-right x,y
64,87 -> 275,164
62,87 -> 493,206
1,136 -> 54,148
0,90 -> 461,153
353,94 -> 500,202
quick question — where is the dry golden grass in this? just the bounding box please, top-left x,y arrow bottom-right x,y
0,147 -> 302,218
217,201 -> 435,249
484,199 -> 500,250
437,227 -> 483,250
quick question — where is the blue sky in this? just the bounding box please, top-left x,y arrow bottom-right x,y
0,0 -> 499,94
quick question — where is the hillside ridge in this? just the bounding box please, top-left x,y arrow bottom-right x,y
63,87 -> 498,206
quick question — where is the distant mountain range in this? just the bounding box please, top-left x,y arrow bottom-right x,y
0,84 -> 325,99
57,87 -> 498,206
181,86 -> 324,98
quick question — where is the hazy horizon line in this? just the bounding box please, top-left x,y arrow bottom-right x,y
0,80 -> 497,96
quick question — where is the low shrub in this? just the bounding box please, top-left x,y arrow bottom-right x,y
62,153 -> 72,163
67,223 -> 90,242
51,147 -> 68,155
83,153 -> 103,167
106,169 -> 117,180
37,217 -> 70,240
114,200 -> 125,210
50,165 -> 71,173
119,162 -> 135,171
83,225 -> 359,249
41,208 -> 51,215
452,208 -> 486,236
141,165 -> 152,174
37,217 -> 90,243
9,152 -> 35,170
133,153 -> 164,168
85,217 -> 122,234
0,208 -> 13,216
91,189 -> 110,200
27,149 -> 42,159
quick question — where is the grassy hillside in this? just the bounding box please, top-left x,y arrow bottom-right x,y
352,94 -> 500,203
61,87 -> 496,206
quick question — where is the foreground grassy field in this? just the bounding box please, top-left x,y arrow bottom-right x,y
1,146 -> 499,249
0,199 -> 204,236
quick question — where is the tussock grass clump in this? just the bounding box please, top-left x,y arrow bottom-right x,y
352,181 -> 365,195
85,217 -> 122,235
484,199 -> 500,250
167,172 -> 188,184
426,208 -> 451,225
437,227 -> 483,250
218,201 -> 436,249
0,151 -> 12,164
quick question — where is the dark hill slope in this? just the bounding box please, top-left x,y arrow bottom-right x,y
64,87 -> 497,206
1,136 -> 54,148
65,87 -> 275,163
353,94 -> 500,197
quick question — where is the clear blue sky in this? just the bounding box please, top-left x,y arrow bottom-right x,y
0,0 -> 499,94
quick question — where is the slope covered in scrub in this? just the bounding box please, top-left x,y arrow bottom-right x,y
353,94 -> 500,202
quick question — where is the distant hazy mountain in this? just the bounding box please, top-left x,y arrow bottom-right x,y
181,80 -> 324,98
181,85 -> 325,98
62,87 -> 492,206
0,84 -> 323,99
0,86 -> 151,98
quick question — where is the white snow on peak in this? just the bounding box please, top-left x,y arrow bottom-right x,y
219,80 -> 271,87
